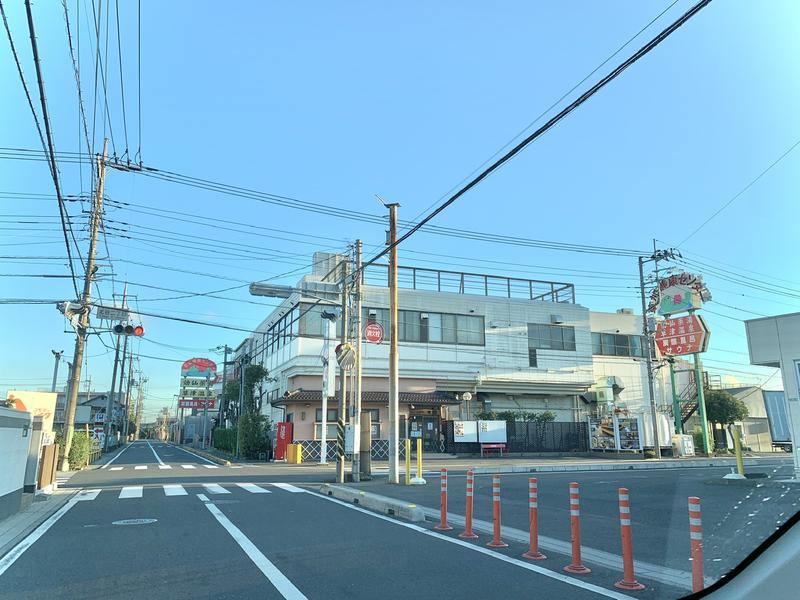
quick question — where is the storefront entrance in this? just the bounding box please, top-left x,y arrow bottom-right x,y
408,410 -> 441,452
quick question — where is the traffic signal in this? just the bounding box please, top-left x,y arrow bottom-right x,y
113,322 -> 145,336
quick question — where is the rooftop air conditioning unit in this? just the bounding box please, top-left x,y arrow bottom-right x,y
617,308 -> 634,315
551,314 -> 565,324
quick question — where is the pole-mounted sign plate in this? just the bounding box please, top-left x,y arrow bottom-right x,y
95,305 -> 130,322
364,322 -> 384,344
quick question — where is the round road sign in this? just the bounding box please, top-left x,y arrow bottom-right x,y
364,322 -> 384,344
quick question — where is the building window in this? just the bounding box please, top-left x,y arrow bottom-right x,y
365,308 -> 484,346
529,348 -> 538,367
316,408 -> 338,422
528,323 -> 576,351
591,332 -> 647,357
314,423 -> 338,439
286,413 -> 294,422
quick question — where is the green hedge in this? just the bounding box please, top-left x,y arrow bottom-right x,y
68,432 -> 92,469
212,428 -> 237,454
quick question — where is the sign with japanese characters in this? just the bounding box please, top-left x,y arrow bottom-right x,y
453,420 -> 478,443
654,313 -> 710,356
648,272 -> 711,316
177,398 -> 217,409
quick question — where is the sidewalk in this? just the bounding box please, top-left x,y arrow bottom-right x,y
0,488 -> 79,560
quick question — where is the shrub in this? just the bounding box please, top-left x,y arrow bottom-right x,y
239,414 -> 271,459
68,432 -> 92,470
212,428 -> 237,454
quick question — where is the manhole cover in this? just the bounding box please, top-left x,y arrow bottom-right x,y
112,518 -> 158,526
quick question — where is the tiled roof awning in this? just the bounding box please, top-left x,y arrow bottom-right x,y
275,390 -> 459,406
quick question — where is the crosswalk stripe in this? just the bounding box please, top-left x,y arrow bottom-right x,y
134,465 -> 147,470
203,465 -> 219,469
158,465 -> 173,470
271,483 -> 305,493
119,486 -> 143,499
163,484 -> 187,496
236,483 -> 271,494
181,464 -> 196,469
230,466 -> 243,469
202,483 -> 230,495
109,467 -> 123,471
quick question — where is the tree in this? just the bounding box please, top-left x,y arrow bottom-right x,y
704,389 -> 748,428
222,364 -> 269,417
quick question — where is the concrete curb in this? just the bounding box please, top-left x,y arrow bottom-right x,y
468,457 -> 764,475
169,443 -> 232,466
319,484 -> 425,523
0,488 -> 80,561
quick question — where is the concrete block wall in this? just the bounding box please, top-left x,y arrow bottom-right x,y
0,406 -> 32,521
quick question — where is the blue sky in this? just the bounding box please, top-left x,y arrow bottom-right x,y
2,1 -> 798,420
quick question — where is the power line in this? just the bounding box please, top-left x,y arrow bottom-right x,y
114,0 -> 129,157
135,0 -> 141,162
363,0 -> 713,270
678,137 -> 800,246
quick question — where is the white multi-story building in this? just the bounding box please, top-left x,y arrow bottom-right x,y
234,252 -> 676,451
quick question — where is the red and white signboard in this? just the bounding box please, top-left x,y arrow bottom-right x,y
364,322 -> 384,344
654,313 -> 710,356
177,398 -> 217,410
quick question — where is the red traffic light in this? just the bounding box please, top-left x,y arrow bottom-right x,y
113,323 -> 145,336
133,325 -> 144,336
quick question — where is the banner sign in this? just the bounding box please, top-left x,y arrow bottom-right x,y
181,358 -> 217,378
177,398 -> 217,409
654,313 -> 710,356
589,415 -> 642,451
453,420 -> 478,443
647,272 -> 711,316
477,420 -> 507,444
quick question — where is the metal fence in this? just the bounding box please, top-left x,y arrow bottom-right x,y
295,439 -> 407,462
443,420 -> 588,453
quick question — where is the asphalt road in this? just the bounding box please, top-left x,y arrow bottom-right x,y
2,441 -> 688,600
352,459 -> 798,582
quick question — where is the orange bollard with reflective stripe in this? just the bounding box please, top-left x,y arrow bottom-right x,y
522,477 -> 546,560
614,487 -> 645,590
459,469 -> 478,539
563,482 -> 591,574
434,468 -> 453,531
689,496 -> 704,593
486,474 -> 508,548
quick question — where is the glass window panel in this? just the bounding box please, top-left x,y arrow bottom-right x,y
427,313 -> 442,342
401,311 -> 421,342
615,334 -> 630,356
630,335 -> 643,357
550,326 -> 564,349
563,326 -> 576,351
601,333 -> 615,355
592,332 -> 602,355
442,314 -> 457,343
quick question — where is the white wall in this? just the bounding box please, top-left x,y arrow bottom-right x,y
0,407 -> 31,509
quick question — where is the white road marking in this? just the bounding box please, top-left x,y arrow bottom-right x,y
76,489 -> 101,501
230,466 -> 243,469
181,464 -> 197,470
100,442 -> 134,469
203,483 -> 230,495
158,465 -> 172,470
203,500 -> 307,599
134,465 -> 147,470
109,466 -> 123,471
237,483 -> 271,494
203,465 -> 219,469
119,486 -> 143,499
163,484 -> 188,496
271,483 -> 305,493
313,494 -> 636,600
0,492 -> 81,576
197,494 -> 210,502
146,441 -> 166,466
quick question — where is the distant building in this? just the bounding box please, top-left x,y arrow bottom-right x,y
231,251 -> 683,451
53,391 -> 125,430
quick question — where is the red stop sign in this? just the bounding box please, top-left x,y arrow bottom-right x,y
364,322 -> 384,344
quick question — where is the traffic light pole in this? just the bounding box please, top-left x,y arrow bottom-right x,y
387,203 -> 400,484
336,259 -> 349,484
60,140 -> 108,471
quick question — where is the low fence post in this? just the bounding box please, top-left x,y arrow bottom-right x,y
522,477 -> 546,560
689,496 -> 704,593
434,468 -> 453,530
564,482 -> 591,574
614,487 -> 644,590
486,474 -> 508,548
459,469 -> 478,539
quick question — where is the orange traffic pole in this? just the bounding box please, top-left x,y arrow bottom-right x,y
614,487 -> 645,590
522,477 -> 546,560
459,469 -> 478,539
434,468 -> 453,531
689,496 -> 704,593
563,482 -> 591,574
486,474 -> 508,548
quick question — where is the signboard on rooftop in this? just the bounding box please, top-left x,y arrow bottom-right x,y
647,272 -> 711,317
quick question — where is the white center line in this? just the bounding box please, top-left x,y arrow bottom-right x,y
158,465 -> 173,470
146,440 -> 166,466
181,464 -> 196,470
163,484 -> 187,496
202,483 -> 230,495
134,465 -> 147,470
100,442 -> 134,469
271,483 -> 305,493
109,466 -> 123,471
119,486 -> 143,499
202,500 -> 307,599
237,483 -> 271,494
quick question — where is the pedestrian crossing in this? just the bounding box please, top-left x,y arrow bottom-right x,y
73,482 -> 297,501
105,464 -> 245,471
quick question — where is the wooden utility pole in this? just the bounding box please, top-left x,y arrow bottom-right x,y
336,258 -> 349,483
352,240 -> 363,482
134,377 -> 145,440
387,204 -> 400,484
60,139 -> 108,471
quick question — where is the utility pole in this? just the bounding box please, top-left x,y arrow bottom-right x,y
50,350 -> 63,393
134,377 -> 145,440
221,345 -> 230,426
122,346 -> 134,441
336,258 -> 349,484
387,203 -> 400,484
103,284 -> 127,451
59,139 -> 108,471
352,240 -> 363,482
320,311 -> 337,465
639,254 -> 662,459
202,373 -> 210,449
236,353 -> 249,458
